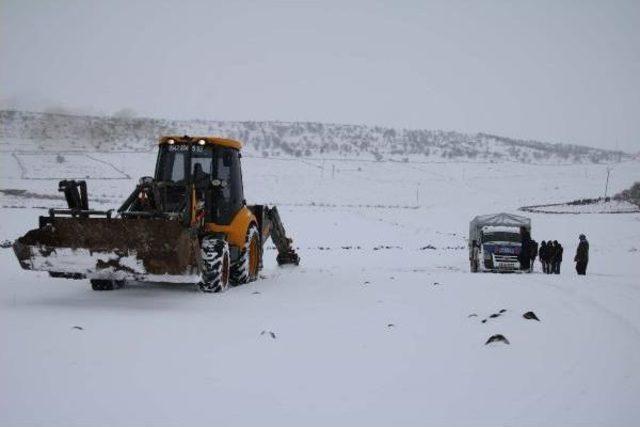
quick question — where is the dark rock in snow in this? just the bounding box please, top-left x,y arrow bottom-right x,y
523,311 -> 540,321
252,291 -> 261,295
0,240 -> 13,249
489,313 -> 501,318
485,334 -> 510,345
71,326 -> 84,330
499,309 -> 507,314
482,319 -> 487,323
387,323 -> 395,328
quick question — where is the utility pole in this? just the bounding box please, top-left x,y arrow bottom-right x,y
604,167 -> 612,199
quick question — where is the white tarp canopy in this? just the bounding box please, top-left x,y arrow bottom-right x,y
469,212 -> 531,244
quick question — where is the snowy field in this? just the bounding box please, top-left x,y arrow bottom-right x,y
1,150 -> 639,427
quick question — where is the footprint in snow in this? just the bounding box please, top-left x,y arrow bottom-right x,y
483,309 -> 508,322
260,330 -> 277,339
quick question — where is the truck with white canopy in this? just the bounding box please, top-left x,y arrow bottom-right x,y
468,213 -> 531,272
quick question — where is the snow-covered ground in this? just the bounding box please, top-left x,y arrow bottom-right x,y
1,150 -> 639,426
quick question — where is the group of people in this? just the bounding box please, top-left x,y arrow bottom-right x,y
519,228 -> 589,275
538,240 -> 563,274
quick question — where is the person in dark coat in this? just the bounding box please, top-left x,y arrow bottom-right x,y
549,241 -> 557,273
574,234 -> 589,275
552,241 -> 563,274
546,240 -> 556,274
529,240 -> 538,272
539,241 -> 548,273
519,227 -> 531,271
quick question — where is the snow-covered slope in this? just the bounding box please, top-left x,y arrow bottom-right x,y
1,141 -> 639,426
1,110 -> 630,163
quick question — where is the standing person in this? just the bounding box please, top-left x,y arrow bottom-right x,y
519,226 -> 531,271
529,239 -> 538,272
539,241 -> 548,273
549,241 -> 558,274
546,240 -> 556,274
470,240 -> 480,272
553,241 -> 563,274
574,234 -> 589,275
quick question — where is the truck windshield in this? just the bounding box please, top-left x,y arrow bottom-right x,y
483,232 -> 520,243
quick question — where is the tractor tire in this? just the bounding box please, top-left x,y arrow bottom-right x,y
199,236 -> 230,293
231,225 -> 260,285
90,279 -> 124,291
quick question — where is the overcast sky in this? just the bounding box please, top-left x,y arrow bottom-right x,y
1,0 -> 639,151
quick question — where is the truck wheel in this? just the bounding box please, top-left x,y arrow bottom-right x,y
90,279 -> 124,291
199,237 -> 230,293
231,225 -> 260,285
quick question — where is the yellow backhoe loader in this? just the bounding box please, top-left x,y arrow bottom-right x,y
13,135 -> 299,292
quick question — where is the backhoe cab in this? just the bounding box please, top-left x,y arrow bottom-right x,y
13,135 -> 299,292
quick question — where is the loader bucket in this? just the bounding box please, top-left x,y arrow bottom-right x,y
13,218 -> 202,282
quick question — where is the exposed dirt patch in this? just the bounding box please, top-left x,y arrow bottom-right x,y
0,188 -> 63,200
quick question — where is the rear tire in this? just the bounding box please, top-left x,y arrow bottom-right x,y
231,225 -> 260,285
90,279 -> 124,291
199,237 -> 230,293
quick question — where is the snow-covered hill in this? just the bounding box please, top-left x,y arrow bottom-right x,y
1,110 -> 629,163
